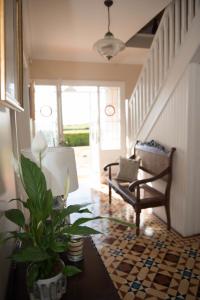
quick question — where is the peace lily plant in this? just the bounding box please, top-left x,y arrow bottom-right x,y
2,132 -> 134,300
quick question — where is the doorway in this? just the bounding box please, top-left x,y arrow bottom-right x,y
33,81 -> 126,186
61,85 -> 96,182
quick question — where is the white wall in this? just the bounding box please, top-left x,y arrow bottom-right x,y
0,49 -> 31,300
185,64 -> 200,236
148,63 -> 200,236
0,108 -> 17,300
30,60 -> 141,99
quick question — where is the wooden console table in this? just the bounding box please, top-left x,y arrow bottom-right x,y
6,238 -> 120,300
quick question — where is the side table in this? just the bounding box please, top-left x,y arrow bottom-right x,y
6,237 -> 121,300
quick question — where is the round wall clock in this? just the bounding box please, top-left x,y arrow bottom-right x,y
40,105 -> 52,117
104,104 -> 115,116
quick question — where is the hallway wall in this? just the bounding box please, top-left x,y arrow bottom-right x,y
0,108 -> 17,300
148,63 -> 200,236
30,60 -> 142,99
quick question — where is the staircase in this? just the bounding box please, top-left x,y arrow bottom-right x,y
128,0 -> 200,151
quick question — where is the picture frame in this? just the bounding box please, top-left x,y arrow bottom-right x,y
0,0 -> 23,111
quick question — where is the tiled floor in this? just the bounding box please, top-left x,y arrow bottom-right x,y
68,182 -> 200,299
88,187 -> 200,300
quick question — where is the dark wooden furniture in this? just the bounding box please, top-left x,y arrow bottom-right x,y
104,140 -> 176,236
6,238 -> 120,300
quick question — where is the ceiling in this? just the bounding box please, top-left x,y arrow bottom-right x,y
24,0 -> 171,65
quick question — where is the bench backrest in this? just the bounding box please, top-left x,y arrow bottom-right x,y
132,141 -> 176,183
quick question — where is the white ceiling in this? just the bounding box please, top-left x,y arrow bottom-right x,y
24,0 -> 171,65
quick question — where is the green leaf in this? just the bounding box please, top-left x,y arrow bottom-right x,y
50,240 -> 67,253
42,190 -> 53,219
9,198 -> 28,208
8,231 -> 32,241
78,208 -> 92,214
12,247 -> 50,262
5,209 -> 25,227
63,265 -> 81,277
20,155 -> 47,209
106,217 -> 135,228
71,216 -> 103,227
27,263 -> 39,289
64,203 -> 91,216
50,210 -> 66,227
51,203 -> 91,227
26,198 -> 33,212
36,220 -> 44,242
66,225 -> 101,236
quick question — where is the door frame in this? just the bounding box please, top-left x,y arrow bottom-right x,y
59,79 -> 126,152
34,79 -> 126,143
33,79 -> 126,177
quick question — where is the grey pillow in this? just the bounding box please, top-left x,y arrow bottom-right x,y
116,157 -> 139,182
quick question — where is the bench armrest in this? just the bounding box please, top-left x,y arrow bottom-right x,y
104,162 -> 119,171
128,167 -> 170,192
104,162 -> 119,181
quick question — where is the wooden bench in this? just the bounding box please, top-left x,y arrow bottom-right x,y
104,140 -> 176,236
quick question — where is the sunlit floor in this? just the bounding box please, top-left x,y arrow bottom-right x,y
73,146 -> 91,179
68,178 -> 200,300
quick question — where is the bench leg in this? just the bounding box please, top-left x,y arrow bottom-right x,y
165,203 -> 171,230
135,210 -> 141,236
109,184 -> 112,205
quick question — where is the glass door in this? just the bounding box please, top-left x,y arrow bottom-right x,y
98,85 -> 126,179
33,82 -> 125,183
89,88 -> 100,180
34,84 -> 59,146
60,85 -> 98,180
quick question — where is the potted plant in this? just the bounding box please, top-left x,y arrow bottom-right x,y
2,135 -> 134,300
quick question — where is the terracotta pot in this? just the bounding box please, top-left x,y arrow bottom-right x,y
28,259 -> 66,300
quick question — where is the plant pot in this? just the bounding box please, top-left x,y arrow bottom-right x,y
67,235 -> 84,262
28,259 -> 66,300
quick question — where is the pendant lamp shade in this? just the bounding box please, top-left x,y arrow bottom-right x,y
93,0 -> 125,60
93,31 -> 125,61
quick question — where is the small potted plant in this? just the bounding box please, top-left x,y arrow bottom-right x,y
2,134 -> 133,300
5,154 -> 104,299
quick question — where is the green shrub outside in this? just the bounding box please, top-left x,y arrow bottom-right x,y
63,124 -> 89,147
63,132 -> 89,147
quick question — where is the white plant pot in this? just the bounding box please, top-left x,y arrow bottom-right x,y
29,260 -> 66,300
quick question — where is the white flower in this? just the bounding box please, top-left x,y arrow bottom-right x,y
31,131 -> 48,164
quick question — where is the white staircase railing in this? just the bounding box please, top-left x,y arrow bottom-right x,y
128,0 -> 200,147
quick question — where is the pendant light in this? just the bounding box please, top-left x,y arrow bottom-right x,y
93,0 -> 125,61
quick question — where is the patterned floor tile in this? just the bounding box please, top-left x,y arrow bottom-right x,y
86,187 -> 200,299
